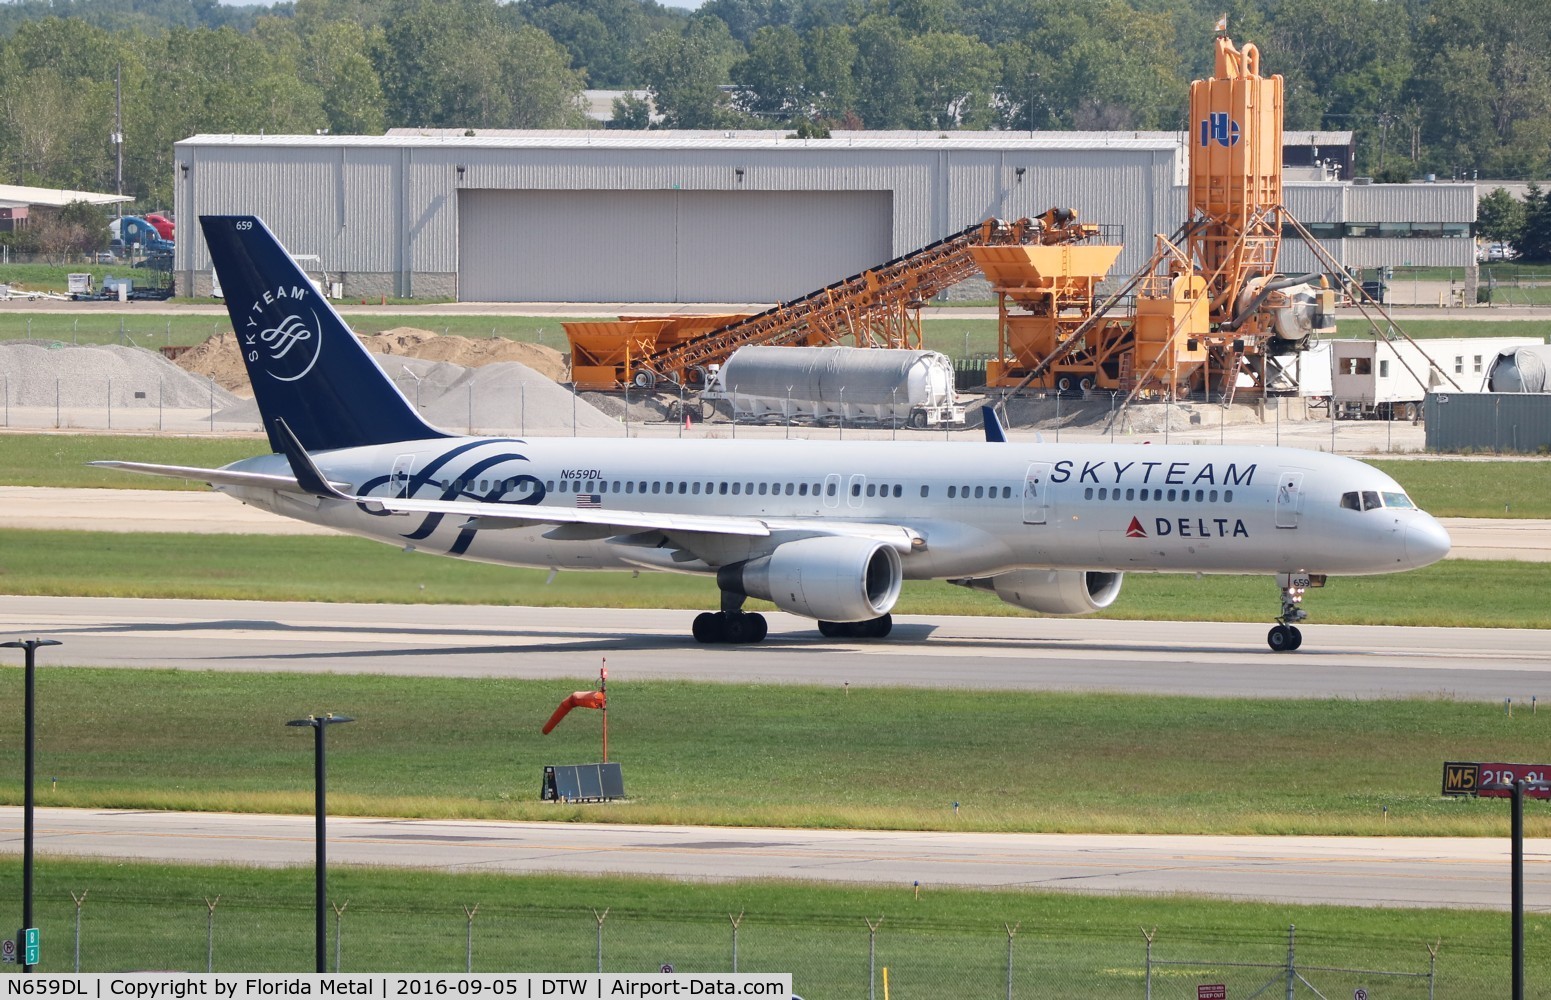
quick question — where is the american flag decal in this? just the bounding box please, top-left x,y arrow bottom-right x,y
575,494 -> 602,508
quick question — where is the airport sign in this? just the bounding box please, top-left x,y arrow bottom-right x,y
1442,761 -> 1551,798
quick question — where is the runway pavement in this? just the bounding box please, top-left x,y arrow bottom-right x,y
1,807 -> 1544,911
3,595 -> 1549,700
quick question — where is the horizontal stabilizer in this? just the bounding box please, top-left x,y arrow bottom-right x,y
88,460 -> 314,492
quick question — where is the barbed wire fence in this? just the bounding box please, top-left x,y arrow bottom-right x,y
5,892 -> 1473,996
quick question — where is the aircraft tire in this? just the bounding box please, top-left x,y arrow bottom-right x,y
818,620 -> 845,638
864,614 -> 893,638
693,612 -> 719,643
1286,625 -> 1303,651
748,613 -> 768,642
1267,624 -> 1296,652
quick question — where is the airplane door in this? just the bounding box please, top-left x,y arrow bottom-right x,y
847,474 -> 866,509
1275,470 -> 1305,528
823,473 -> 842,509
1022,462 -> 1052,525
390,455 -> 415,498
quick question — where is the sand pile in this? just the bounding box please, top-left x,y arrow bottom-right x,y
362,328 -> 569,382
176,332 -> 248,392
177,327 -> 569,396
0,342 -> 242,408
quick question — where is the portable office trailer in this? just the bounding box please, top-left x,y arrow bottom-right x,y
1329,337 -> 1545,417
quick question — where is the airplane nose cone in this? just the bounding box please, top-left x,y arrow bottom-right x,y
1405,517 -> 1451,568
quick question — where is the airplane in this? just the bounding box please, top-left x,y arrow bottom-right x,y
94,216 -> 1452,652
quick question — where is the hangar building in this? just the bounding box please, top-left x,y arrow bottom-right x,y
171,130 -> 1474,303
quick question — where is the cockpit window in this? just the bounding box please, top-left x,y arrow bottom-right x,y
1341,489 -> 1417,512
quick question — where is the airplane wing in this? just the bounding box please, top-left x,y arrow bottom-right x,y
376,495 -> 923,552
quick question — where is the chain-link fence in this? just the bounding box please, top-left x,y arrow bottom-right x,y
5,895 -> 1476,997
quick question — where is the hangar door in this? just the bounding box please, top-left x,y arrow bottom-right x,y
457,189 -> 893,303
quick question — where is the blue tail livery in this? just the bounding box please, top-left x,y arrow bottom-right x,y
200,215 -> 447,453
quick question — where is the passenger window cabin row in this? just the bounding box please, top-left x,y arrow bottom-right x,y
436,477 -> 1241,505
1084,487 -> 1235,503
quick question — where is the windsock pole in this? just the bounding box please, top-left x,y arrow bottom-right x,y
600,659 -> 609,763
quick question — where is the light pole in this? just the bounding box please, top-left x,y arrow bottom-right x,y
286,713 -> 354,973
4,638 -> 62,974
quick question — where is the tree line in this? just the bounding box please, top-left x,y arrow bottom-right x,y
2,0 -> 1548,213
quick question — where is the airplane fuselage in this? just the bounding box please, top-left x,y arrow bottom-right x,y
222,437 -> 1446,581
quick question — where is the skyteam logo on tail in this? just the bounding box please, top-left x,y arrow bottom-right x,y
243,284 -> 322,382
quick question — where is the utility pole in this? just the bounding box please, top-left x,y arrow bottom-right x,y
113,64 -> 124,221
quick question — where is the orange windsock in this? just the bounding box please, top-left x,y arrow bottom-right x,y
542,689 -> 607,734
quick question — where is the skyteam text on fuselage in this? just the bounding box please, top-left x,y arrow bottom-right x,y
94,216 -> 1451,652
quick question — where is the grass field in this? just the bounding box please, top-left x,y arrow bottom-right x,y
0,528 -> 1546,628
6,433 -> 1551,518
0,669 -> 1546,837
1337,317 -> 1551,340
2,308 -> 1540,362
4,858 -> 1525,988
0,312 -> 597,350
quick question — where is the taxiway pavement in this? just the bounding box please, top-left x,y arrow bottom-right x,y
2,807 -> 1544,911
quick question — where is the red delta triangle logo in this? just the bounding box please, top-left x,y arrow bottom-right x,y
1126,516 -> 1147,538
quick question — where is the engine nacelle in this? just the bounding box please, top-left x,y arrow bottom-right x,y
951,569 -> 1123,616
722,536 -> 903,622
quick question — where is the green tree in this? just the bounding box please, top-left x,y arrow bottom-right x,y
607,93 -> 654,130
639,17 -> 744,130
911,31 -> 997,129
267,8 -> 387,135
1477,187 -> 1526,247
852,14 -> 915,128
377,0 -> 584,129
802,24 -> 856,124
59,200 -> 111,252
732,24 -> 806,121
1518,183 -> 1551,263
517,0 -> 686,89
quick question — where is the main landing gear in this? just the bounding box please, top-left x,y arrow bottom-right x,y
1267,573 -> 1308,652
693,610 -> 768,644
693,589 -> 768,644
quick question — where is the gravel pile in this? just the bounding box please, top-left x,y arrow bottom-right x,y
216,355 -> 623,437
0,341 -> 241,408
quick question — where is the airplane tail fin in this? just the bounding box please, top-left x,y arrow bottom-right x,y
200,215 -> 448,454
981,404 -> 1008,443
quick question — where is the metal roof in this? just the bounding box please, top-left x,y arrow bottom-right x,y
187,129 -> 1186,152
0,184 -> 134,208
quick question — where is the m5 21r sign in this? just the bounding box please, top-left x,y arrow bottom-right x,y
1442,761 -> 1551,798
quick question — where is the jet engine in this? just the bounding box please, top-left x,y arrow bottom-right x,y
950,569 -> 1123,615
721,536 -> 903,622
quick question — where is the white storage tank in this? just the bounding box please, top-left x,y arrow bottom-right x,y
705,346 -> 965,427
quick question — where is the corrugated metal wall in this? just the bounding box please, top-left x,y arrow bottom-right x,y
1425,392 -> 1551,453
458,189 -> 892,302
172,136 -> 1474,302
